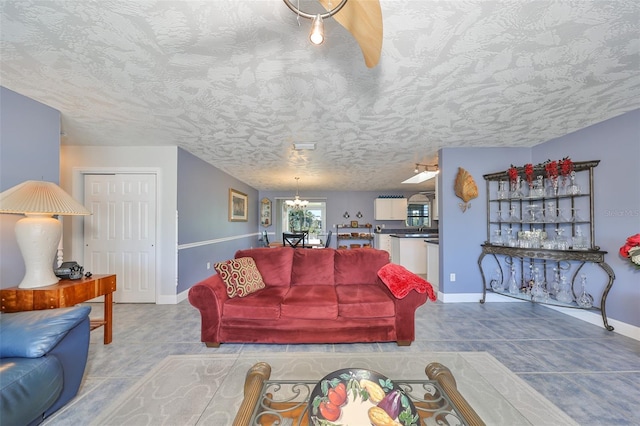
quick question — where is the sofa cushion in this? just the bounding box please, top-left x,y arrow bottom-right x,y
281,286 -> 338,319
214,257 -> 265,298
0,356 -> 63,426
334,248 -> 390,285
291,248 -> 335,286
223,287 -> 287,320
0,306 -> 91,358
235,247 -> 294,287
335,285 -> 395,318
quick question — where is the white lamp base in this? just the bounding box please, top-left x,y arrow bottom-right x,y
15,214 -> 61,289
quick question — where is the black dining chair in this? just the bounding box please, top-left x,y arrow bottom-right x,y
283,232 -> 306,248
324,230 -> 333,248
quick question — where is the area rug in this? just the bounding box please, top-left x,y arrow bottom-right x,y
90,352 -> 576,426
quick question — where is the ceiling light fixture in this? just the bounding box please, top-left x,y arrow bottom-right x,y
402,164 -> 439,184
282,0 -> 349,45
285,177 -> 309,210
293,143 -> 316,150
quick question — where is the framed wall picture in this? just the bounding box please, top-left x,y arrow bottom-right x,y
229,189 -> 248,222
260,198 -> 272,227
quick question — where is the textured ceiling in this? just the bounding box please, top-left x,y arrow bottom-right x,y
1,0 -> 639,191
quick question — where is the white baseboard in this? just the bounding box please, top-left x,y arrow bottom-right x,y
438,292 -> 639,341
156,290 -> 188,305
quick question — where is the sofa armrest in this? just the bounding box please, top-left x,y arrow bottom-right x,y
376,280 -> 428,343
188,274 -> 229,345
0,306 -> 92,358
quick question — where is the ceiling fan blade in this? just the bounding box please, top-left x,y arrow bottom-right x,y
319,0 -> 383,68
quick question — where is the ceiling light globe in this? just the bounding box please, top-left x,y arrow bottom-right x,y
309,15 -> 324,45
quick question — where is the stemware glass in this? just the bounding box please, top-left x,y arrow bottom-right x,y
555,272 -> 574,303
531,267 -> 548,302
576,274 -> 594,308
524,204 -> 542,223
490,268 -> 504,292
497,181 -> 508,200
554,228 -> 569,250
556,208 -> 570,222
544,202 -> 557,223
565,171 -> 581,195
571,208 -> 586,222
508,266 -> 519,295
572,225 -> 590,250
548,267 -> 561,297
510,176 -> 524,199
491,229 -> 503,245
495,210 -> 503,222
508,205 -> 520,223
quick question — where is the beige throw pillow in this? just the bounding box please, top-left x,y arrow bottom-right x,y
214,257 -> 265,298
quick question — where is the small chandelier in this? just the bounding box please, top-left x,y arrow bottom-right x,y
285,177 -> 309,210
282,0 -> 349,45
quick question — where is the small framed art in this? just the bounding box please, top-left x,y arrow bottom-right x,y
229,188 -> 248,222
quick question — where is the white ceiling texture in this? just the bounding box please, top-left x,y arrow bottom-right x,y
1,0 -> 639,191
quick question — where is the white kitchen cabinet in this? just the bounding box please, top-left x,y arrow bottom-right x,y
374,198 -> 408,220
426,241 -> 439,292
375,233 -> 393,258
390,236 -> 427,274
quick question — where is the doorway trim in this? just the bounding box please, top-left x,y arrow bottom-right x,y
70,166 -> 163,303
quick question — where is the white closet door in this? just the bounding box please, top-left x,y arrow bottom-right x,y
84,174 -> 157,303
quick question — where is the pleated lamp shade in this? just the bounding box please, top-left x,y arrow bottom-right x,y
0,180 -> 90,288
0,180 -> 90,215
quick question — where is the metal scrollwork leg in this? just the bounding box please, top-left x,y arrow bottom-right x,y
597,261 -> 616,331
478,252 -> 487,303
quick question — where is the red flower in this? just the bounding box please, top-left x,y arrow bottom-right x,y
559,157 -> 573,177
524,163 -> 534,187
545,160 -> 558,179
508,165 -> 518,182
620,233 -> 640,269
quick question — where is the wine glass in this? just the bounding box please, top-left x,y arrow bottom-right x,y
544,202 -> 557,223
557,208 -> 570,222
571,208 -> 586,222
508,206 -> 520,223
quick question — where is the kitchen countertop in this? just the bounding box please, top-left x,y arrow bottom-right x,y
390,233 -> 438,239
424,239 -> 439,244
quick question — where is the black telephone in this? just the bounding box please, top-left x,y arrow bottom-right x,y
54,262 -> 84,280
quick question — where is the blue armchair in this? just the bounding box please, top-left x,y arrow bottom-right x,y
0,306 -> 91,426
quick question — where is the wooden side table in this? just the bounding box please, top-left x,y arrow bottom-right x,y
0,274 -> 116,344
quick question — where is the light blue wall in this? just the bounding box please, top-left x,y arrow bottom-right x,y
534,110 -> 640,327
439,147 -> 530,295
176,148 -> 259,293
0,87 -> 60,287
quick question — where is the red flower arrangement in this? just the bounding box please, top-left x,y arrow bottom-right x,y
620,234 -> 640,269
508,165 -> 519,183
559,157 -> 573,183
524,163 -> 534,188
545,160 -> 558,180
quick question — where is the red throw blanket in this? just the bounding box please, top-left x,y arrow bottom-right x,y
377,263 -> 437,301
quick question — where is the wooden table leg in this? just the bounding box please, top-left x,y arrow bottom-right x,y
104,291 -> 113,344
233,362 -> 272,426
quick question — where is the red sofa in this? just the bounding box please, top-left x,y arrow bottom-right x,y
188,247 -> 433,347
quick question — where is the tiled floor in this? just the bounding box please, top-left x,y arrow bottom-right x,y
45,300 -> 639,425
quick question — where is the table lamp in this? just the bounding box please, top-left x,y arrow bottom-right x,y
0,180 -> 90,288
